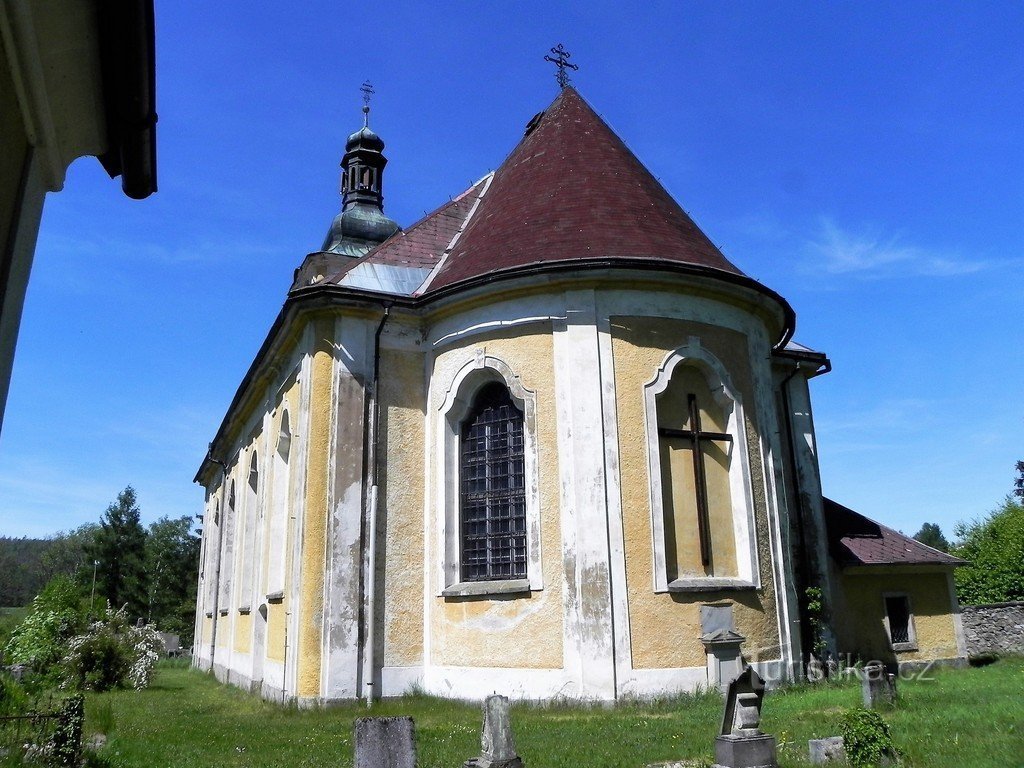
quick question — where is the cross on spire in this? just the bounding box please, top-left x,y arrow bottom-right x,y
658,393 -> 733,569
360,80 -> 375,126
544,43 -> 579,89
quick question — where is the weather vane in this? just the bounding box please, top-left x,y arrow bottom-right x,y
360,80 -> 375,126
544,43 -> 578,89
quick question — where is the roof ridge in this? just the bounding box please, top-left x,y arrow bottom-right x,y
414,172 -> 494,295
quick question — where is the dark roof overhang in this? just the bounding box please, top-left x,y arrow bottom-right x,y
95,0 -> 158,199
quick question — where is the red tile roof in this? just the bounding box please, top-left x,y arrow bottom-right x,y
322,178 -> 488,285
824,498 -> 966,567
422,87 -> 744,293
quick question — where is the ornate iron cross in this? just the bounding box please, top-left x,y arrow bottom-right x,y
658,393 -> 732,568
544,43 -> 579,89
360,80 -> 375,106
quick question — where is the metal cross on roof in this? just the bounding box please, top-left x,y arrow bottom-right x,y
544,43 -> 579,89
360,80 -> 375,106
658,393 -> 733,568
359,80 -> 374,127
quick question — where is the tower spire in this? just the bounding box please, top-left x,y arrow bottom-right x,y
319,81 -> 400,257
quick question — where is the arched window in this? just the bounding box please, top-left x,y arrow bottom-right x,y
459,382 -> 527,582
267,410 -> 291,599
644,340 -> 757,593
656,365 -> 736,581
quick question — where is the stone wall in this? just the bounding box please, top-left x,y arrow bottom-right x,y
961,602 -> 1024,656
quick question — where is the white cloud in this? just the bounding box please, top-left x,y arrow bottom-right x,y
805,218 -> 990,278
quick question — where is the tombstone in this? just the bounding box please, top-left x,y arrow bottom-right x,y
860,664 -> 896,708
808,737 -> 844,764
712,666 -> 777,768
464,695 -> 523,768
158,633 -> 181,657
354,716 -> 417,768
701,605 -> 746,693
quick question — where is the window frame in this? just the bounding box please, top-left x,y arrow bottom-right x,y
458,382 -> 529,583
436,355 -> 542,598
882,592 -> 918,652
643,337 -> 759,593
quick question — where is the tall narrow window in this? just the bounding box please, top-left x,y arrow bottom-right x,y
645,341 -> 759,593
218,481 -> 236,612
267,411 -> 291,598
239,452 -> 259,612
657,365 -> 736,581
459,382 -> 527,582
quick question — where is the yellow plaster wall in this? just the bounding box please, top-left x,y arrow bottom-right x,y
380,349 -> 426,667
267,601 -> 287,663
429,327 -> 564,669
611,316 -> 780,669
201,616 -> 212,646
835,571 -> 960,662
296,318 -> 334,696
233,613 -> 252,654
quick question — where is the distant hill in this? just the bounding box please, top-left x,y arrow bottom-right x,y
0,536 -> 57,606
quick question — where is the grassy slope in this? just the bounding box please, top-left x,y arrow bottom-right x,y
87,659 -> 1023,768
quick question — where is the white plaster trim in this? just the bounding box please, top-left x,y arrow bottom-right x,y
432,316 -> 562,349
595,313 -> 633,697
642,337 -> 758,592
616,665 -> 710,698
380,665 -> 425,696
552,290 -> 616,700
423,665 -> 583,701
946,571 -> 968,657
434,354 -> 543,594
415,172 -> 494,295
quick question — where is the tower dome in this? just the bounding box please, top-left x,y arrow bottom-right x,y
322,103 -> 400,257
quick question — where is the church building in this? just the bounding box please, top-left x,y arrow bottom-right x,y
192,83 -> 967,704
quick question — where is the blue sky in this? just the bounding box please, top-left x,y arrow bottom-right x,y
1,2 -> 1021,541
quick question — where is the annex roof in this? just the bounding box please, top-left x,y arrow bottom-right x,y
824,498 -> 966,568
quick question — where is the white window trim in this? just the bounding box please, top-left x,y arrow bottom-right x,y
882,592 -> 918,652
643,336 -> 759,593
435,354 -> 543,597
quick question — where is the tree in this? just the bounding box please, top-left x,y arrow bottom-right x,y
953,496 -> 1024,604
145,515 -> 200,643
89,487 -> 148,620
1014,460 -> 1024,499
40,523 -> 99,586
912,522 -> 949,552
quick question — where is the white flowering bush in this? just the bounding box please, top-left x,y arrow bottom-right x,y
59,604 -> 164,691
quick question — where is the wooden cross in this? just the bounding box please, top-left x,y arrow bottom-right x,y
544,43 -> 579,89
659,393 -> 732,567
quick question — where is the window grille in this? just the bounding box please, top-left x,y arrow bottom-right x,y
885,596 -> 911,644
460,382 -> 527,581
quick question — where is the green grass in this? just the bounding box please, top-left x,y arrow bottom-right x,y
82,658 -> 1024,767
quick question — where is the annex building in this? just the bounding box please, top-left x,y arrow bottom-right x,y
193,86 -> 967,704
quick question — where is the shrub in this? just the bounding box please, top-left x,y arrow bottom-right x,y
4,576 -> 85,673
839,707 -> 898,767
59,605 -> 163,692
0,672 -> 28,716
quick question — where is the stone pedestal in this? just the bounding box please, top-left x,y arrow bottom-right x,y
354,716 -> 416,768
463,695 -> 523,768
712,733 -> 778,768
808,737 -> 844,764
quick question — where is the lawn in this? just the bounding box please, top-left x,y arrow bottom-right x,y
84,658 -> 1023,767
